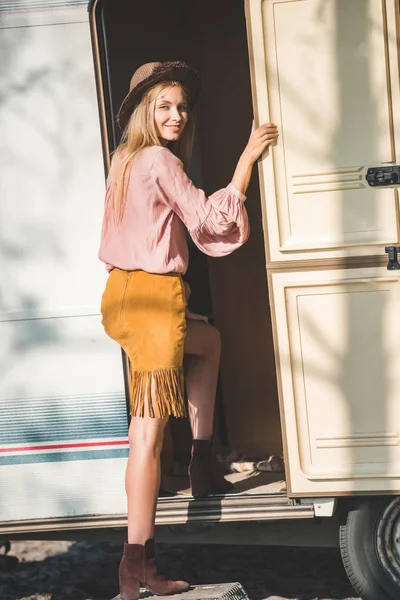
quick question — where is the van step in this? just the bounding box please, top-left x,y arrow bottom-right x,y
155,493 -> 314,524
111,582 -> 249,600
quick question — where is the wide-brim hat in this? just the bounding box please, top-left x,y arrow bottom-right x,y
116,61 -> 201,131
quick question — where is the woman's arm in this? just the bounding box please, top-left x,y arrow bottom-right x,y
231,123 -> 278,195
151,124 -> 277,258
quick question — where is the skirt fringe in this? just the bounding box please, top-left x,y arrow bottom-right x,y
129,366 -> 186,419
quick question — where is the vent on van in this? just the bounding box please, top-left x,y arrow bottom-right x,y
0,0 -> 87,11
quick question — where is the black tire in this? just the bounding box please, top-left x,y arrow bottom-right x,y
340,499 -> 400,600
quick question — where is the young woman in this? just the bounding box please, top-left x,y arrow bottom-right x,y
99,61 -> 278,600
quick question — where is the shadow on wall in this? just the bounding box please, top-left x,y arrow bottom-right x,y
0,9 -> 122,519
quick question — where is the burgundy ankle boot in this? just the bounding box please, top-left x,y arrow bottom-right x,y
144,538 -> 189,595
119,543 -> 142,600
119,539 -> 189,600
189,438 -> 234,497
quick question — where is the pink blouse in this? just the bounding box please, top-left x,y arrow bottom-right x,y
98,146 -> 249,274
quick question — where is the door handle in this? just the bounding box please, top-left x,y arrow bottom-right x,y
366,166 -> 400,186
385,246 -> 400,270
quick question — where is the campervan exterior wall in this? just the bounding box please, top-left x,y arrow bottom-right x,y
0,3 -> 128,524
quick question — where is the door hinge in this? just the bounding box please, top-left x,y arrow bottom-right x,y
299,498 -> 337,517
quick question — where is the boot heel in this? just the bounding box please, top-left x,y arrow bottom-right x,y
189,439 -> 234,497
190,477 -> 211,498
119,542 -> 142,600
188,454 -> 211,497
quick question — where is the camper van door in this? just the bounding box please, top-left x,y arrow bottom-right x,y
245,0 -> 400,496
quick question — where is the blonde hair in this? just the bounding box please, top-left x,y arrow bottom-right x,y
109,82 -> 195,224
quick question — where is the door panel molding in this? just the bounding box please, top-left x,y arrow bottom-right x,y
270,267 -> 400,493
245,0 -> 400,262
267,254 -> 387,273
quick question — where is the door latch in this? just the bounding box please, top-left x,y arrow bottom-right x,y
385,246 -> 400,270
366,166 -> 400,187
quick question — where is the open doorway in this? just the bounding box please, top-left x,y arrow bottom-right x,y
91,0 -> 284,498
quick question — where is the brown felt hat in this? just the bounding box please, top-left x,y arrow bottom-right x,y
116,61 -> 201,130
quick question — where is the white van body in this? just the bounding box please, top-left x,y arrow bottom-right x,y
0,1 -> 128,523
2,1 -> 400,598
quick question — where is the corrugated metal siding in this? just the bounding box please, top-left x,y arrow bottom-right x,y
0,392 -> 129,465
0,0 -> 88,11
0,392 -> 127,444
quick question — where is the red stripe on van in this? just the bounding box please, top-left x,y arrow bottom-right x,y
0,440 -> 129,453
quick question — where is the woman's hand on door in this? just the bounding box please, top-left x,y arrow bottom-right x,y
231,123 -> 278,196
243,122 -> 279,164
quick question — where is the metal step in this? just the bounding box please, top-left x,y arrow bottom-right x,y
111,582 -> 249,600
155,493 -> 314,524
0,494 -> 314,535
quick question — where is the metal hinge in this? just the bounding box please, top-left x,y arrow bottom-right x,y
299,498 -> 337,517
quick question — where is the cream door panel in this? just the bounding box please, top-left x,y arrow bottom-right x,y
246,0 -> 400,262
272,267 -> 400,494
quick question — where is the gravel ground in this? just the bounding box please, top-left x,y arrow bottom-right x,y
0,540 -> 360,600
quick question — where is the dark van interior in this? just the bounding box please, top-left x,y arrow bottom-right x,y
90,0 -> 285,499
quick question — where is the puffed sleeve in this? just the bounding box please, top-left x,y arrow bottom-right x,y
152,147 -> 250,257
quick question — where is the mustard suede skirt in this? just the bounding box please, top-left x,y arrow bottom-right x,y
101,269 -> 187,418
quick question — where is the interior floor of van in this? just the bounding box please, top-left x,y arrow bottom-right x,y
160,470 -> 286,497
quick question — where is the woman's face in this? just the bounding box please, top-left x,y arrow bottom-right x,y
154,85 -> 189,145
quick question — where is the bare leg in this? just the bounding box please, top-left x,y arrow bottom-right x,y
184,319 -> 232,496
184,319 -> 221,439
120,414 -> 189,599
126,414 -> 169,544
